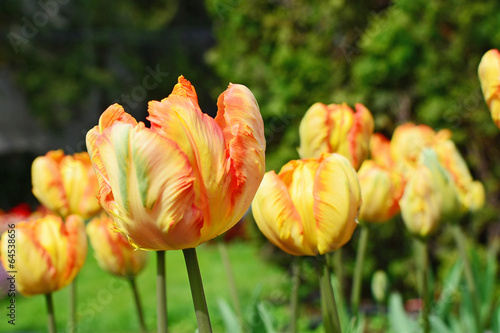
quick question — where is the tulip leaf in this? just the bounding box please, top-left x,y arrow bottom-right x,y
217,298 -> 242,333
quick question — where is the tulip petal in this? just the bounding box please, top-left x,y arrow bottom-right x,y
96,122 -> 202,250
252,172 -> 313,256
215,83 -> 266,232
478,49 -> 500,128
282,160 -> 319,254
32,150 -> 69,217
87,105 -> 137,212
148,78 -> 230,241
298,103 -> 330,159
313,154 -> 360,254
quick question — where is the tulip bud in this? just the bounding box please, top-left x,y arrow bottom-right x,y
86,76 -> 265,251
0,214 -> 87,296
32,150 -> 101,219
358,160 -> 404,223
371,270 -> 389,304
252,154 -> 361,256
298,102 -> 374,170
400,149 -> 462,237
87,213 -> 148,278
478,49 -> 500,129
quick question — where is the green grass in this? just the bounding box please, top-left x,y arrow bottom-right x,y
0,241 -> 292,333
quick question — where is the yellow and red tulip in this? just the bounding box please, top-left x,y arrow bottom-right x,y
298,102 -> 374,170
0,214 -> 87,296
87,213 -> 148,278
252,153 -> 361,256
478,49 -> 500,129
86,76 -> 265,251
32,150 -> 101,219
357,160 -> 404,223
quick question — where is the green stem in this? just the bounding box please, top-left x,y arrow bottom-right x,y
415,239 -> 430,333
451,224 -> 482,333
290,257 -> 300,333
69,277 -> 77,333
157,250 -> 168,333
318,256 -> 342,333
217,241 -> 243,330
130,278 -> 147,333
183,248 -> 213,333
332,249 -> 344,294
45,293 -> 56,333
351,225 -> 369,316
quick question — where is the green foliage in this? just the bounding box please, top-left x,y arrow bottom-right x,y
388,246 -> 499,333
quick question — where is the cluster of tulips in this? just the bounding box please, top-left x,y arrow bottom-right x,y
0,48 -> 499,333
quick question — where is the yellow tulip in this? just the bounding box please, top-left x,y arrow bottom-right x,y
399,149 -> 461,237
86,76 -> 265,251
87,213 -> 148,278
358,160 -> 404,223
298,102 -> 374,170
478,49 -> 500,129
252,153 -> 361,256
32,150 -> 101,219
0,214 -> 87,296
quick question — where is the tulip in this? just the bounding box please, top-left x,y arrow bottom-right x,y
399,149 -> 461,238
478,49 -> 500,129
357,160 -> 404,223
351,157 -> 403,316
0,214 -> 87,296
32,150 -> 101,219
87,75 -> 265,333
298,102 -> 374,170
252,153 -> 361,256
87,213 -> 148,331
87,213 -> 148,278
86,76 -> 265,251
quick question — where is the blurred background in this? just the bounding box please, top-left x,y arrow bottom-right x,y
1,0 -> 499,330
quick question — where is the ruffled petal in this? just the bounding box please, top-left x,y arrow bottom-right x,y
215,83 -> 266,233
95,122 -> 202,250
148,77 -> 229,241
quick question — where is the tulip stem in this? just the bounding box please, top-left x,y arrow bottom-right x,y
351,225 -> 369,317
332,249 -> 344,295
290,257 -> 300,333
45,293 -> 56,333
451,224 -> 482,332
69,278 -> 77,333
217,241 -> 243,330
415,239 -> 430,333
157,250 -> 168,333
318,256 -> 342,333
183,248 -> 213,333
130,278 -> 147,333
